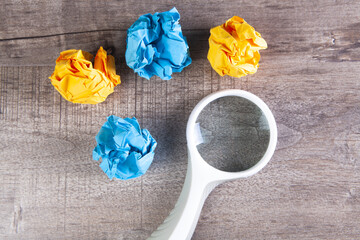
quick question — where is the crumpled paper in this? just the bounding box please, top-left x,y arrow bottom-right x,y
125,7 -> 192,80
49,47 -> 121,104
93,115 -> 157,180
208,16 -> 267,78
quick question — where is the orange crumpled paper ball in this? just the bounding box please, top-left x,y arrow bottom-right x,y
49,47 -> 121,104
207,16 -> 267,78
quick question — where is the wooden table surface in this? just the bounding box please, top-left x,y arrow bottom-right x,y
1,1 -> 359,239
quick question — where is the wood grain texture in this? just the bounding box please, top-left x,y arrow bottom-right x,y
0,0 -> 360,239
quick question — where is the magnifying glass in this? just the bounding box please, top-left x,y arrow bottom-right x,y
148,89 -> 277,240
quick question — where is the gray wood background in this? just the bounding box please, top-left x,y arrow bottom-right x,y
0,0 -> 359,239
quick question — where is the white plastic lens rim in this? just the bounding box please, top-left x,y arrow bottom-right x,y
186,89 -> 278,179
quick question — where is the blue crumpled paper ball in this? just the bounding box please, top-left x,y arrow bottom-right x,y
125,7 -> 192,80
93,115 -> 157,180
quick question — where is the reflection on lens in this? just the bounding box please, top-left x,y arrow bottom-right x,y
196,96 -> 270,172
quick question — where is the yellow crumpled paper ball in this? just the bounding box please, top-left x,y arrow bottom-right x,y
49,47 -> 121,104
208,16 -> 267,78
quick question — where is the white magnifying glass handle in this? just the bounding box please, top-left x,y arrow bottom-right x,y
147,149 -> 224,240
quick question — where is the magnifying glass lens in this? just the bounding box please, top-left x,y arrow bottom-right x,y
195,96 -> 270,172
